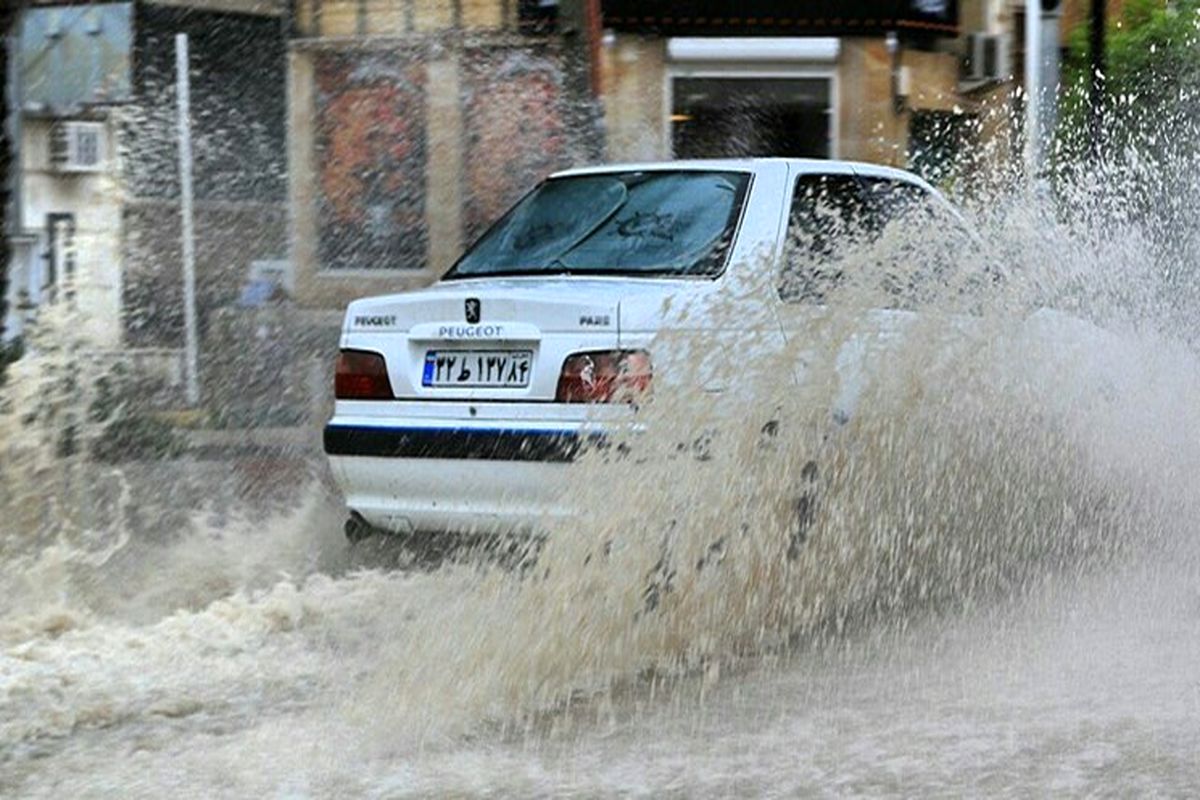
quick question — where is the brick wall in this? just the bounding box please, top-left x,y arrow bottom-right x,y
289,27 -> 601,308
312,50 -> 428,272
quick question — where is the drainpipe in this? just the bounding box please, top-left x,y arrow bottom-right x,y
585,0 -> 602,96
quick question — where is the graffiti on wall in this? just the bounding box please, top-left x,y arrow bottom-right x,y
315,53 -> 427,270
461,50 -> 573,243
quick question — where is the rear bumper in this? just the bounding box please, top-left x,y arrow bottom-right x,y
326,452 -> 576,535
323,419 -> 610,534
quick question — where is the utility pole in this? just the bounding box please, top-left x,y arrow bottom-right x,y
1024,0 -> 1041,175
1088,0 -> 1106,157
1039,2 -> 1062,157
176,33 -> 199,406
1025,0 -> 1067,177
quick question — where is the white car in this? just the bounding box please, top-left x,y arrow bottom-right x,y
324,158 -> 977,541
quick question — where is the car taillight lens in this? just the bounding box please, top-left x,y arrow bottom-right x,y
556,350 -> 652,404
335,350 -> 394,400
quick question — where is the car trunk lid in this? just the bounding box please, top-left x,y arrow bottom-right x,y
343,279 -> 677,401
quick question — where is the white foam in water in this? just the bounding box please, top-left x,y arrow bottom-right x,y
4,125 -> 1200,795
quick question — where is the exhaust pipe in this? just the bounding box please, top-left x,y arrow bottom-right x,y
344,511 -> 377,543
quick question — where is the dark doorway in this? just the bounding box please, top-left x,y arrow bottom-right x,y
671,76 -> 833,159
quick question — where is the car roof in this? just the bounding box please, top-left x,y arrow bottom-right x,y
551,157 -> 929,186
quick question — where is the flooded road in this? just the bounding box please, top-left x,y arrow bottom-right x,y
6,133 -> 1200,796
3,530 -> 1198,798
11,0 -> 1200,793
4,309 -> 1200,797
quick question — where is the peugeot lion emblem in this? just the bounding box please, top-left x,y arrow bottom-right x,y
465,298 -> 481,324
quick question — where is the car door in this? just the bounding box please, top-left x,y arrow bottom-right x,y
839,170 -> 995,419
774,165 -> 887,420
625,162 -> 791,409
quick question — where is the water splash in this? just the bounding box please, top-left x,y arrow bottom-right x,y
4,99 -> 1200,796
299,152 -> 1196,747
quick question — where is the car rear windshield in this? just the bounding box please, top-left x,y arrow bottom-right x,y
445,171 -> 751,279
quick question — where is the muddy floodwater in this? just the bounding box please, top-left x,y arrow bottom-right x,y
12,0 -> 1200,793
4,300 -> 1200,797
2,515 -> 1198,798
7,56 -> 1200,792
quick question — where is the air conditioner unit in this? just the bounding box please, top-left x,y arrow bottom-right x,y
964,33 -> 1011,83
49,121 -> 105,173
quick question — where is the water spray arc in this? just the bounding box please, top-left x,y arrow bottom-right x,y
0,4 -> 1198,796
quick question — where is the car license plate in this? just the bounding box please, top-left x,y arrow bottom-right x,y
422,350 -> 533,388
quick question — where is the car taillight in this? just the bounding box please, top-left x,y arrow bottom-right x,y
335,350 -> 394,400
556,350 -> 652,404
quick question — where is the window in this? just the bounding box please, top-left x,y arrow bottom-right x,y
858,177 -> 929,222
780,173 -> 987,307
671,77 -> 834,159
446,171 -> 751,279
779,173 -> 878,303
857,177 -> 989,308
518,0 -> 558,33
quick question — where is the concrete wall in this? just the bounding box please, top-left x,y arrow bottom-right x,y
959,0 -> 1007,35
122,198 -> 287,348
838,38 -> 906,165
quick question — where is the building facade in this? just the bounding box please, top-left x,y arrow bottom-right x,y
3,0 -> 1124,420
286,0 -> 600,309
599,1 -> 1011,178
596,0 -> 1129,191
3,0 -> 287,352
